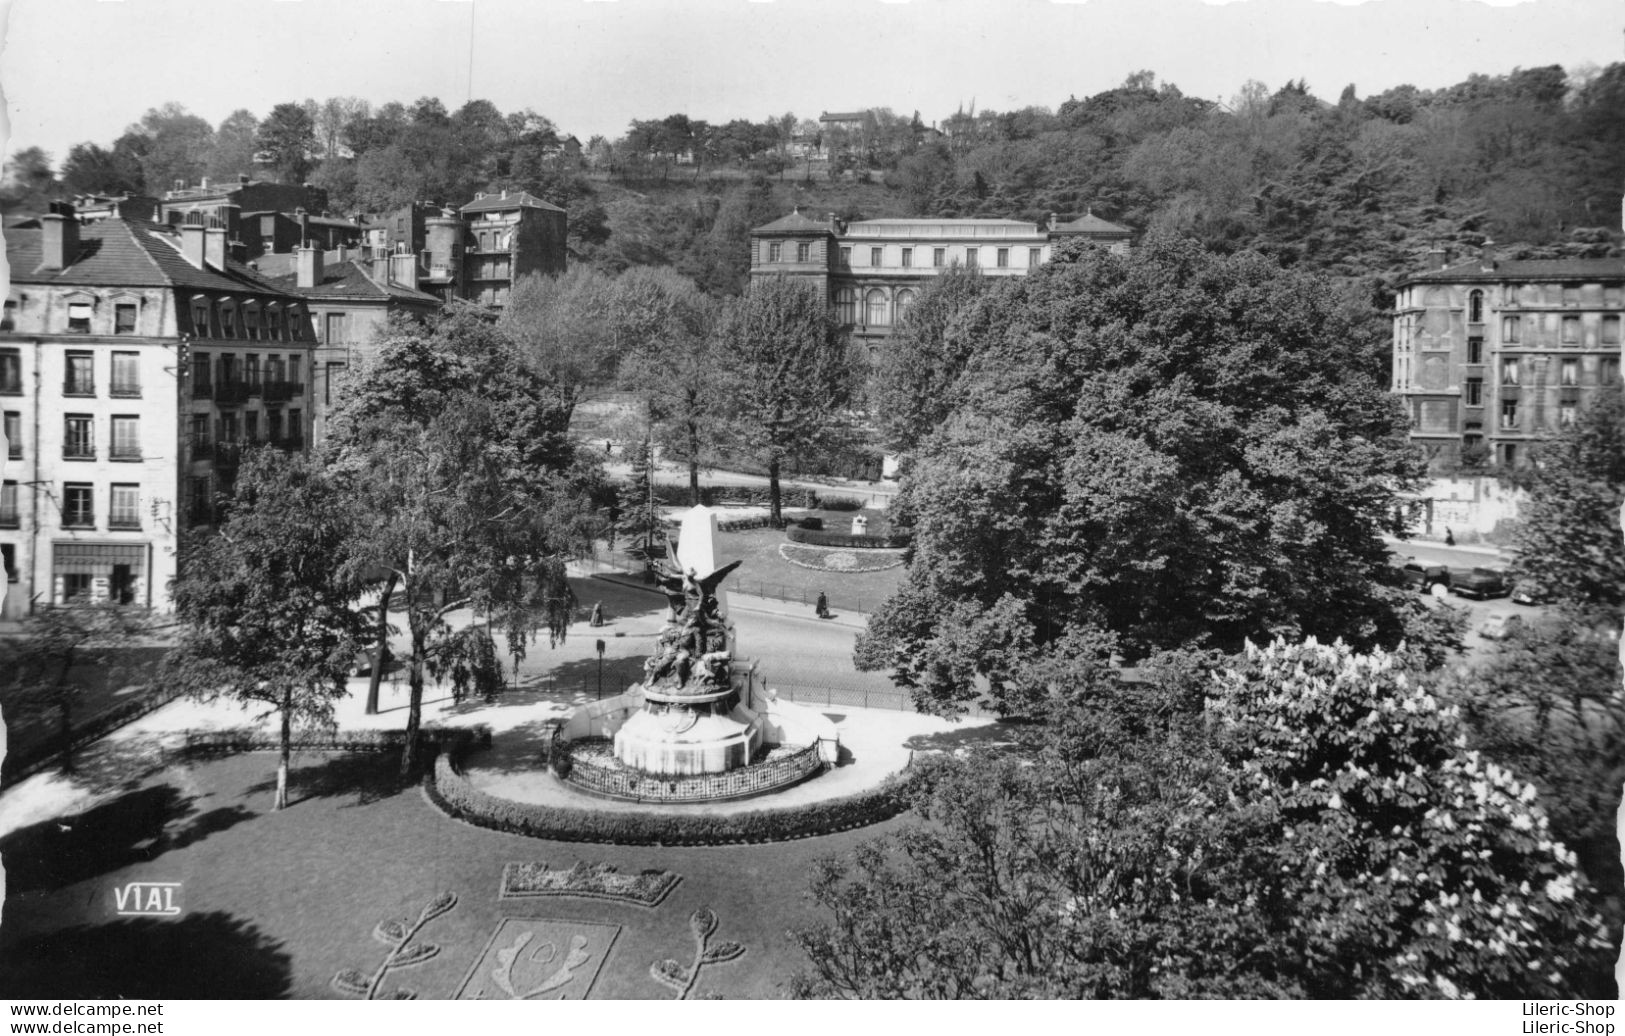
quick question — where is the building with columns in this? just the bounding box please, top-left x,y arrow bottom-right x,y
749,208 -> 1131,357
1392,249 -> 1625,472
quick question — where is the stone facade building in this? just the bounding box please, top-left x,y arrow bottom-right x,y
748,208 -> 1131,357
0,205 -> 317,616
364,191 -> 567,307
1392,251 -> 1625,471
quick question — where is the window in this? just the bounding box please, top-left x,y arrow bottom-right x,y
1562,316 -> 1580,345
325,361 -> 346,406
1499,443 -> 1519,468
1466,336 -> 1483,365
191,354 -> 211,393
111,416 -> 140,460
889,288 -> 917,327
244,411 -> 259,442
245,306 -> 260,341
965,247 -> 978,268
220,304 -> 236,338
326,313 -> 347,346
796,242 -> 810,263
1557,358 -> 1578,386
1505,285 -> 1520,305
1603,316 -> 1620,345
114,303 -> 137,335
64,415 -> 94,459
996,248 -> 1009,268
62,573 -> 92,601
1,300 -> 14,331
0,481 -> 17,528
64,352 -> 94,395
835,288 -> 857,326
218,354 -> 238,386
63,484 -> 93,528
1607,286 -> 1623,307
246,354 -> 261,389
864,289 -> 889,328
288,409 -> 303,442
288,356 -> 301,387
189,413 -> 209,451
870,247 -> 882,267
264,306 -> 283,340
289,307 -> 304,341
109,485 -> 140,530
267,355 -> 286,383
932,247 -> 945,267
111,352 -> 140,397
1029,247 -> 1041,267
1562,285 -> 1579,307
1605,357 -> 1622,384
1463,377 -> 1482,406
219,412 -> 240,443
1501,316 -> 1519,343
67,302 -> 92,334
840,247 -> 851,265
192,302 -> 211,337
3,411 -> 19,460
1560,403 -> 1578,428
1501,358 -> 1519,385
1500,398 -> 1518,429
768,242 -> 781,262
267,409 -> 284,442
0,349 -> 18,394
1467,290 -> 1484,323
900,247 -> 913,269
1,544 -> 15,582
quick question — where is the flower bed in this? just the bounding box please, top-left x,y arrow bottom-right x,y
427,745 -> 912,845
785,524 -> 909,550
557,737 -> 826,803
778,543 -> 905,573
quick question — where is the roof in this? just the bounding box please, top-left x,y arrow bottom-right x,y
263,258 -> 441,305
1402,257 -> 1625,286
752,210 -> 835,235
819,111 -> 868,123
459,191 -> 564,214
5,216 -> 305,299
1052,211 -> 1132,236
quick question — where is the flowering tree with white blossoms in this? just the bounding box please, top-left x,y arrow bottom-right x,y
1209,638 -> 1613,999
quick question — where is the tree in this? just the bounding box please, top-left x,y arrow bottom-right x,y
501,269 -> 625,427
1509,381 -> 1625,622
132,103 -> 215,192
60,143 -> 140,196
616,436 -> 664,553
868,265 -> 995,453
163,450 -> 368,809
713,278 -> 858,526
855,235 -> 1425,714
256,103 -> 317,184
0,603 -> 146,773
612,267 -> 722,502
796,639 -> 1612,998
326,306 -> 596,774
208,109 -> 261,181
0,147 -> 57,211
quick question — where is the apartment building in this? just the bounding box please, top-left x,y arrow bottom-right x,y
1,205 -> 317,616
1393,249 -> 1625,471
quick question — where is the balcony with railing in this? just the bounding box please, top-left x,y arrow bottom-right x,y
262,379 -> 305,404
213,380 -> 252,406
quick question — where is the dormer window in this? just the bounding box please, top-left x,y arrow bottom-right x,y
191,301 -> 211,337
114,303 -> 137,335
245,304 -> 261,341
220,303 -> 237,338
2,300 -> 16,331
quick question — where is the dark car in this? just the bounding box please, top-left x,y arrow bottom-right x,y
1449,566 -> 1509,600
1398,560 -> 1450,593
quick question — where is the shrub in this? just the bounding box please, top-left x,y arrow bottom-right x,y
800,516 -> 825,531
786,524 -> 910,550
181,724 -> 492,757
428,748 -> 911,845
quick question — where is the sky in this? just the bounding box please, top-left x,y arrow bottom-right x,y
0,0 -> 1622,166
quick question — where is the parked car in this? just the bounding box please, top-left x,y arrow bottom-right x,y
1398,560 -> 1450,594
1449,566 -> 1509,600
1479,613 -> 1524,641
1510,581 -> 1550,606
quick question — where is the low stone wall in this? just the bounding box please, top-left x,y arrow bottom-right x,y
559,738 -> 824,803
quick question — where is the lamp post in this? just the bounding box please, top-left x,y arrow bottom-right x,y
596,639 -> 605,700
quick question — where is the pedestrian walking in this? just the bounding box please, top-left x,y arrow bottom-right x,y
1445,527 -> 1455,547
815,591 -> 829,619
590,601 -> 605,627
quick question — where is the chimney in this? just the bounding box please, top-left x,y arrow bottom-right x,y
238,173 -> 249,185
371,251 -> 391,285
295,207 -> 310,247
296,244 -> 324,289
1479,239 -> 1497,273
180,221 -> 207,269
1426,245 -> 1449,269
219,203 -> 241,239
204,218 -> 228,269
335,244 -> 348,264
1048,212 -> 1058,231
200,176 -> 209,190
228,238 -> 248,264
39,204 -> 80,271
390,251 -> 416,287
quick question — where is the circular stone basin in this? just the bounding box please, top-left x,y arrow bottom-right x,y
612,706 -> 759,776
560,738 -> 825,803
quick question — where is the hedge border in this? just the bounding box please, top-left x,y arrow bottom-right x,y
425,743 -> 912,846
785,524 -> 910,550
178,725 -> 493,757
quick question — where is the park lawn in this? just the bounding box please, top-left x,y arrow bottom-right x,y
0,645 -> 170,775
717,519 -> 905,616
0,748 -> 909,999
